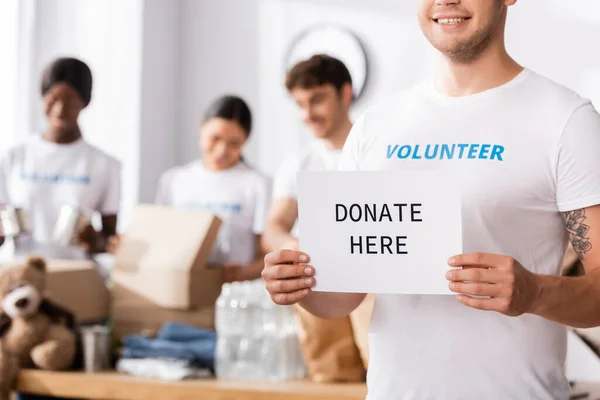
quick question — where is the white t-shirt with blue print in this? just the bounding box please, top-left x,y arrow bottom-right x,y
155,161 -> 271,266
0,135 -> 121,260
339,69 -> 600,400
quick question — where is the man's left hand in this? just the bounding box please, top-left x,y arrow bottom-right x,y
446,253 -> 541,317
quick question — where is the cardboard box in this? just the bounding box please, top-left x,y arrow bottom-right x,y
111,283 -> 215,341
45,259 -> 110,325
112,204 -> 223,310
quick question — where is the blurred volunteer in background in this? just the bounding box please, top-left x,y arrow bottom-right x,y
0,57 -> 121,261
262,55 -> 373,380
262,54 -> 354,251
156,95 -> 270,283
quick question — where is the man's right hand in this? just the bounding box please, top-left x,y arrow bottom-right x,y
262,249 -> 315,305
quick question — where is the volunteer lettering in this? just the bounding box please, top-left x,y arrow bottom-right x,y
386,143 -> 505,161
335,203 -> 423,255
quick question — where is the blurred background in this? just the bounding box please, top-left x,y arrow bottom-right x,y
1,1 -> 600,396
2,0 -> 600,228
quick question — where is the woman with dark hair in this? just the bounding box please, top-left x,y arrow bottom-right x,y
156,95 -> 270,282
0,57 -> 121,261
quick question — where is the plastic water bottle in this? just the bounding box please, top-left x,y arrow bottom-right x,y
216,280 -> 307,381
215,283 -> 232,378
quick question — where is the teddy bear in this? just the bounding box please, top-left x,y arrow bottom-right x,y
0,257 -> 78,400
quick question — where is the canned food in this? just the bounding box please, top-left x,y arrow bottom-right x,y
52,205 -> 92,246
0,206 -> 30,237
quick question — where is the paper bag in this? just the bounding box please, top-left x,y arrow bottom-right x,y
349,294 -> 375,369
294,305 -> 365,383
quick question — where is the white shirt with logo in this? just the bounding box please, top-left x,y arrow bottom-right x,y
0,135 -> 121,260
155,161 -> 271,266
339,69 -> 600,400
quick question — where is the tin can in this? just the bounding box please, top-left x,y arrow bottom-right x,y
81,325 -> 111,372
52,205 -> 91,246
0,206 -> 30,237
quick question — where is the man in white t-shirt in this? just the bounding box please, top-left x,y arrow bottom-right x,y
263,55 -> 373,377
262,54 -> 354,251
263,1 -> 600,399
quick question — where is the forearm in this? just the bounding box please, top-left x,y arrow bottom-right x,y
532,270 -> 600,328
91,214 -> 118,254
299,291 -> 366,320
262,223 -> 296,252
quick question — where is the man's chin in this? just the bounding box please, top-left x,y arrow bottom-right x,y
310,129 -> 330,139
50,123 -> 75,133
216,160 -> 237,169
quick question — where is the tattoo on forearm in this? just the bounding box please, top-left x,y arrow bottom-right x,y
562,209 -> 592,260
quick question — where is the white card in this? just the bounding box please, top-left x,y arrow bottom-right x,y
298,170 -> 462,295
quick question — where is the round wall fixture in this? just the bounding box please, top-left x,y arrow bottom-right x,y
285,25 -> 369,100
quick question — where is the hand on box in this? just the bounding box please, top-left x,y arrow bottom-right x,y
76,224 -> 121,255
262,249 -> 315,305
76,223 -> 101,253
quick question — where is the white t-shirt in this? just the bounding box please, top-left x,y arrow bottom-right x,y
156,161 -> 271,266
0,135 -> 121,260
340,69 -> 600,400
273,140 -> 343,200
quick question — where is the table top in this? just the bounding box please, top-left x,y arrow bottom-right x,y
16,369 -> 600,400
17,370 -> 368,400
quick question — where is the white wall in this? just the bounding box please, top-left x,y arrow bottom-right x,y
178,0 -> 259,168
0,0 -> 20,155
139,0 -> 180,202
257,0 -> 600,175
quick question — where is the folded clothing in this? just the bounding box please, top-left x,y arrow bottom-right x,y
117,358 -> 211,381
121,322 -> 217,371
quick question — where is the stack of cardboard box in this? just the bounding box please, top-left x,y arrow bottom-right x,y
45,259 -> 110,325
110,204 -> 223,340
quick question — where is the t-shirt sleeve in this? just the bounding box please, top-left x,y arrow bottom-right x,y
155,170 -> 174,205
556,103 -> 600,212
272,159 -> 299,200
338,112 -> 367,171
252,176 -> 272,234
99,159 -> 121,215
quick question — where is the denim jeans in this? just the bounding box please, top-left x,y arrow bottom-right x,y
121,322 -> 217,370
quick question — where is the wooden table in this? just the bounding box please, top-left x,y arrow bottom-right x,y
16,370 -> 600,400
16,370 -> 368,400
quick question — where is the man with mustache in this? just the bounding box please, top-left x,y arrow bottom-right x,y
263,1 -> 600,398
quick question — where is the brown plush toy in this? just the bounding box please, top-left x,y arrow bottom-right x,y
0,257 -> 77,400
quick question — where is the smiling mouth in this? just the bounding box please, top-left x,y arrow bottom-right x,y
434,17 -> 471,25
